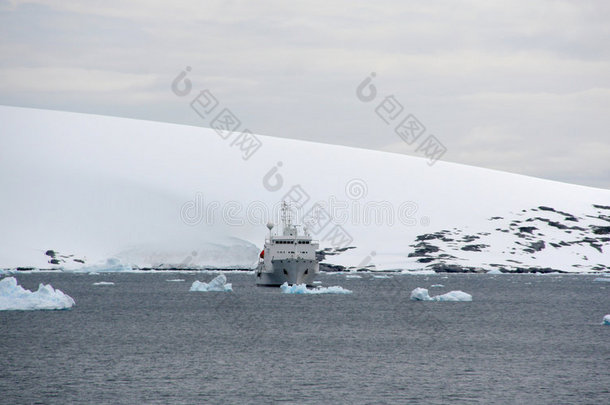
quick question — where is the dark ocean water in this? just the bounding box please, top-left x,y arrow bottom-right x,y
1,272 -> 609,404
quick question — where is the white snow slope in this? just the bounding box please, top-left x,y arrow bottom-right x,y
1,106 -> 609,272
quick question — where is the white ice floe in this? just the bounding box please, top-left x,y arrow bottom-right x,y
373,275 -> 392,279
0,277 -> 75,310
189,274 -> 232,292
410,287 -> 472,302
345,274 -> 362,279
313,281 -> 322,284
487,269 -> 503,275
280,282 -> 352,294
92,281 -> 114,286
430,284 -> 444,288
594,278 -> 610,282
603,315 -> 610,325
166,279 -> 185,282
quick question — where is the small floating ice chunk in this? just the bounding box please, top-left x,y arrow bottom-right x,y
0,277 -> 75,310
430,284 -> 444,288
345,274 -> 362,279
166,279 -> 185,282
410,287 -> 472,302
603,315 -> 610,325
190,274 -> 232,292
313,281 -> 322,284
280,282 -> 352,294
92,281 -> 114,286
594,278 -> 610,282
487,269 -> 503,275
373,275 -> 391,279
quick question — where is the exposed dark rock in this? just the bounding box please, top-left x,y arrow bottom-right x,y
513,267 -> 563,274
416,233 -> 442,241
49,259 -> 60,265
580,238 -> 603,253
489,216 -> 503,220
427,263 -> 480,273
417,257 -> 435,263
526,217 -> 585,231
316,246 -> 356,261
530,240 -> 545,252
461,235 -> 480,243
538,206 -> 577,221
408,242 -> 440,257
518,226 -> 537,234
73,258 -> 85,264
461,244 -> 489,252
593,204 -> 610,210
319,263 -> 346,272
592,226 -> 610,235
45,250 -> 56,258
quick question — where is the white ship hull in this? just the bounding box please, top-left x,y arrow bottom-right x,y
256,258 -> 318,286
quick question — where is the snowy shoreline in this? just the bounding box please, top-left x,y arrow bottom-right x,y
2,267 -> 609,275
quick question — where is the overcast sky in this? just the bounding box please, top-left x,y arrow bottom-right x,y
1,0 -> 609,188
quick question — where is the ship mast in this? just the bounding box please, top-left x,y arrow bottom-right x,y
280,201 -> 296,237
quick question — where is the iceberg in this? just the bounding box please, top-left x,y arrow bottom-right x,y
430,284 -> 444,288
78,258 -> 133,273
487,269 -> 503,275
166,279 -> 185,282
373,275 -> 392,279
410,287 -> 472,302
189,274 -> 232,292
280,282 -> 352,294
92,281 -> 114,286
0,277 -> 75,310
604,315 -> 610,325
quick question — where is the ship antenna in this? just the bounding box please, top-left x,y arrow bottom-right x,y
280,200 -> 295,235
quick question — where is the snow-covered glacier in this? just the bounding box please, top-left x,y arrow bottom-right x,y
1,106 -> 609,273
0,277 -> 75,310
